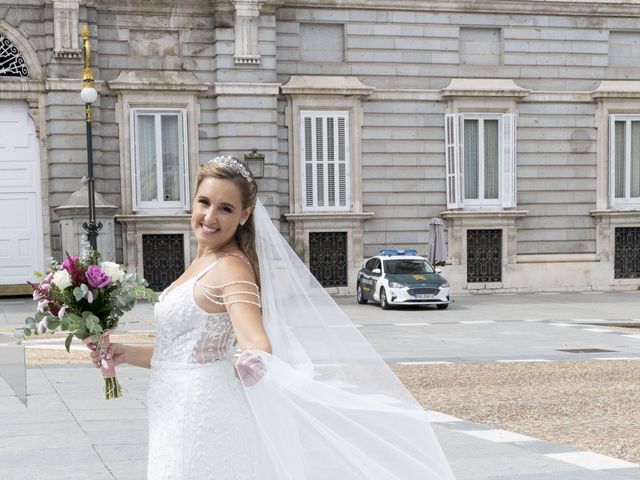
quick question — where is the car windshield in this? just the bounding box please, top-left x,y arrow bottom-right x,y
384,259 -> 434,275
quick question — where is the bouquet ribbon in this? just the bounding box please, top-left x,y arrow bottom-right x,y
83,330 -> 122,399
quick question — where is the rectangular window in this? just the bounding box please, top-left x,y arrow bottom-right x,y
131,108 -> 188,211
609,115 -> 640,207
445,113 -> 515,209
300,110 -> 350,211
463,117 -> 500,202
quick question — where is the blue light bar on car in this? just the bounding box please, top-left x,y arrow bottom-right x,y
378,249 -> 418,256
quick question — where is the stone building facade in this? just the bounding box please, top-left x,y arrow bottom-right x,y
1,0 -> 640,295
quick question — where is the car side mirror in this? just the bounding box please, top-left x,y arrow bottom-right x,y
435,267 -> 442,274
372,268 -> 381,274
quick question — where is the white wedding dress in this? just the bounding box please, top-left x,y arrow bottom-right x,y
144,200 -> 456,480
147,261 -> 261,480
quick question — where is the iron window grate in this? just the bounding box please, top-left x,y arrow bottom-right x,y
614,227 -> 640,279
309,232 -> 348,287
467,229 -> 502,283
142,234 -> 185,292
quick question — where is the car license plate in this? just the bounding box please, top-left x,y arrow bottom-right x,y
416,294 -> 433,299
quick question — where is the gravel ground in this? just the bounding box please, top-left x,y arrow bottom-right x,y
392,360 -> 640,464
24,335 -> 639,464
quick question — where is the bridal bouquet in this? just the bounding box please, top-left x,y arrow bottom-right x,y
20,243 -> 157,399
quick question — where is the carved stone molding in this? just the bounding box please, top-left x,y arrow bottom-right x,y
441,209 -> 528,268
441,78 -> 530,99
281,75 -> 375,97
590,209 -> 640,264
53,0 -> 81,59
284,212 -> 374,294
232,0 -> 264,65
115,214 -> 196,276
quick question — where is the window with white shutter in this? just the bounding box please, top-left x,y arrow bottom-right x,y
444,114 -> 462,209
300,110 -> 350,211
131,108 -> 189,211
609,114 -> 640,207
444,112 -> 515,209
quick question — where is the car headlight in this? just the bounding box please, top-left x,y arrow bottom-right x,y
388,281 -> 405,289
439,282 -> 449,289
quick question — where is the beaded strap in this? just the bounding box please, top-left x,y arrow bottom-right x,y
195,280 -> 261,308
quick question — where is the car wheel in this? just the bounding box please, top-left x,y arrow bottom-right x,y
436,303 -> 449,310
379,288 -> 391,310
356,283 -> 368,304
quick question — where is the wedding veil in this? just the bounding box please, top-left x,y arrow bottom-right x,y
241,200 -> 456,479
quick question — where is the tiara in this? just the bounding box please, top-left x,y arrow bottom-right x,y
208,155 -> 253,181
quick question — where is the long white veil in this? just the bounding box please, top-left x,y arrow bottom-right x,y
241,200 -> 455,479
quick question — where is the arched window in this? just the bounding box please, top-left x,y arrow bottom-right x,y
0,34 -> 29,77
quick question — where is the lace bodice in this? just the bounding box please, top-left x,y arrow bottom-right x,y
151,258 -> 260,366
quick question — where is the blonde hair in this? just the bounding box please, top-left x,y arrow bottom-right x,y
196,158 -> 260,285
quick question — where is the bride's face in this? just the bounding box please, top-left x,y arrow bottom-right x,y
191,177 -> 251,253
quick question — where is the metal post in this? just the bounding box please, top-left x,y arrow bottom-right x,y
81,25 -> 102,250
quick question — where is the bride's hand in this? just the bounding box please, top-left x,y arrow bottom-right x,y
233,351 -> 266,386
87,342 -> 127,369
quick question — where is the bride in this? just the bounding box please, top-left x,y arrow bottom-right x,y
89,156 -> 456,480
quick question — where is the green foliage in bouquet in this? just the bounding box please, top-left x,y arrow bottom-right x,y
19,238 -> 157,352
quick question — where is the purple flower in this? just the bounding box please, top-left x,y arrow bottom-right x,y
62,254 -> 85,285
85,265 -> 112,289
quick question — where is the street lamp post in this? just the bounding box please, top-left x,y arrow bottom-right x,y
80,24 -> 102,250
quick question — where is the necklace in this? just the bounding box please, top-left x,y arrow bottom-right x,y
195,246 -> 241,262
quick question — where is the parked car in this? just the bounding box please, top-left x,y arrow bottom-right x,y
356,249 -> 450,310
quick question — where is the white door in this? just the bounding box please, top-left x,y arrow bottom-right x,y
0,101 -> 44,285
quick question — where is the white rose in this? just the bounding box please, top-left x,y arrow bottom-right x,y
100,261 -> 124,283
52,269 -> 72,290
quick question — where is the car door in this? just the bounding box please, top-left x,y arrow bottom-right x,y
359,258 -> 378,300
368,258 -> 383,301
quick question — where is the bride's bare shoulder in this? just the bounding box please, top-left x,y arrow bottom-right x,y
201,252 -> 257,286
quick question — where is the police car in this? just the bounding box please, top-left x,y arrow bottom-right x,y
356,249 -> 450,310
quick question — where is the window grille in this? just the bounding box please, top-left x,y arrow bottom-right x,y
467,229 -> 502,283
614,227 -> 640,279
309,232 -> 348,287
142,234 -> 185,291
0,34 -> 28,77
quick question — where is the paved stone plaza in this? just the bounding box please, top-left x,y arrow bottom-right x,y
1,291 -> 640,479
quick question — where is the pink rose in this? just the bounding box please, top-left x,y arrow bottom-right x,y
62,255 -> 85,285
85,265 -> 112,289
